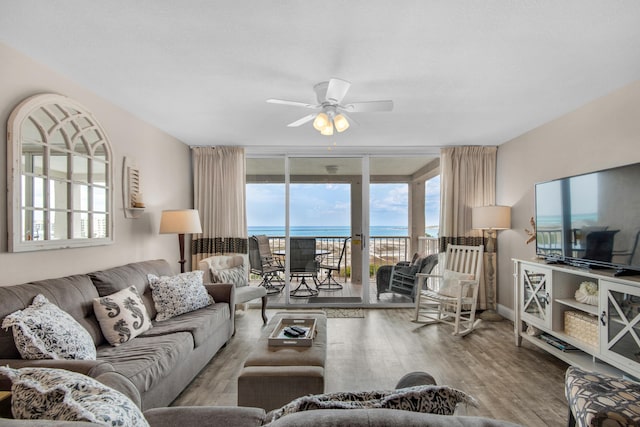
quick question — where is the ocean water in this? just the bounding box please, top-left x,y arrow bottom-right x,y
248,226 -> 438,237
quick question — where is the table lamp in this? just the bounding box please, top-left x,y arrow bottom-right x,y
472,205 -> 511,321
160,209 -> 202,273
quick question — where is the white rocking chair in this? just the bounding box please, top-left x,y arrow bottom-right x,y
413,244 -> 484,336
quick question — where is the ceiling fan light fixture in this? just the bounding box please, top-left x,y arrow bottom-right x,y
333,114 -> 349,132
267,77 -> 393,134
313,112 -> 329,131
320,121 -> 334,136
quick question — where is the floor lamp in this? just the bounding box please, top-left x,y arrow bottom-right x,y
472,205 -> 511,321
160,209 -> 203,273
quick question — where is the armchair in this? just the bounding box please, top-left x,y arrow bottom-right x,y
198,253 -> 268,324
376,254 -> 438,301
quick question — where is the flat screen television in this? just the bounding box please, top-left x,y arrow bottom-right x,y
535,162 -> 640,276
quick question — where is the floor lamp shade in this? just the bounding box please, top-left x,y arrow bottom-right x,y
160,209 -> 202,273
160,209 -> 203,235
472,205 -> 511,231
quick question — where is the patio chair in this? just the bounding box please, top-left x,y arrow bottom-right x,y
376,253 -> 438,301
414,244 -> 484,336
248,235 -> 284,295
289,237 -> 320,298
317,237 -> 350,291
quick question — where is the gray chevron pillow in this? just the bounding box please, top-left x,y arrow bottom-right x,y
211,264 -> 248,288
93,286 -> 152,346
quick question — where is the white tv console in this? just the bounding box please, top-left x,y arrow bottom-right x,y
513,258 -> 640,378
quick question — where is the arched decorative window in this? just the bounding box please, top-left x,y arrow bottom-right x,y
7,94 -> 113,252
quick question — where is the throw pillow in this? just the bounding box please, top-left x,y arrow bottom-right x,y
147,270 -> 213,321
269,385 -> 478,422
438,269 -> 475,298
1,294 -> 96,360
211,264 -> 248,288
0,366 -> 148,427
93,286 -> 152,346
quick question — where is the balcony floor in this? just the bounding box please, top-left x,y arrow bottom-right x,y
248,274 -> 414,307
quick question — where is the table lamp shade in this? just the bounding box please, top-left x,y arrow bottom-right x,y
472,206 -> 511,230
160,209 -> 202,234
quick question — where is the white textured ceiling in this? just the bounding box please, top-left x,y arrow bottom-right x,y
1,1 -> 640,154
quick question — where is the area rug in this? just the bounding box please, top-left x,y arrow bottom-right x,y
323,308 -> 365,318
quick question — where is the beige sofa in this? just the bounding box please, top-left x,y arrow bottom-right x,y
0,259 -> 235,411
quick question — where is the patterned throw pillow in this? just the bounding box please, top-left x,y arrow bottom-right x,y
1,294 -> 96,360
438,270 -> 475,297
269,385 -> 478,422
147,270 -> 213,321
211,264 -> 248,288
0,366 -> 149,427
93,286 -> 152,346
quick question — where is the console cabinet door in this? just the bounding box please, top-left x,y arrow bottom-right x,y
599,280 -> 640,375
520,264 -> 552,329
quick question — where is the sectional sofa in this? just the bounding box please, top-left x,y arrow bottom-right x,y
0,259 -> 235,410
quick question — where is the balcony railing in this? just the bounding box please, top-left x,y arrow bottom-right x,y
263,235 -> 438,278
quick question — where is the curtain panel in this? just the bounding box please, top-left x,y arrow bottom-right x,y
191,146 -> 248,266
439,145 -> 497,309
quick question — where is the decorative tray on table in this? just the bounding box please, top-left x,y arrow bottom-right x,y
268,318 -> 317,347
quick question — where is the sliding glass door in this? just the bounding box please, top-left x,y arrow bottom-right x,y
246,153 -> 439,308
286,157 -> 365,306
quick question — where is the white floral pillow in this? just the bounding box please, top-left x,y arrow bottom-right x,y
147,270 -> 213,321
438,270 -> 475,297
0,366 -> 149,427
211,264 -> 248,288
94,286 -> 152,346
1,294 -> 96,360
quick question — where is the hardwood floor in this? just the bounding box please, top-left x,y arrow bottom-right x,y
172,308 -> 569,426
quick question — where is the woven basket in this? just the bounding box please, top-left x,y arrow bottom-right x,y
564,311 -> 598,347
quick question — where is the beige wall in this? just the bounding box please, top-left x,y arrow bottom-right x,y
0,43 -> 193,286
496,79 -> 640,317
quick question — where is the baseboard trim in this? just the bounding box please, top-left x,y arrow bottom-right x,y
497,304 -> 514,322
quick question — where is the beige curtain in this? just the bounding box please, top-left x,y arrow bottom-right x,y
191,146 -> 247,266
439,145 -> 497,309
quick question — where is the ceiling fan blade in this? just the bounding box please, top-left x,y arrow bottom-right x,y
267,99 -> 319,109
343,100 -> 394,113
325,78 -> 351,104
287,113 -> 317,127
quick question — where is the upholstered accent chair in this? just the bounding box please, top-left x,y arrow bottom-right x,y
565,366 -> 640,427
198,253 -> 268,324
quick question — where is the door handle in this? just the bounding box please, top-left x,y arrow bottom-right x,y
600,311 -> 607,326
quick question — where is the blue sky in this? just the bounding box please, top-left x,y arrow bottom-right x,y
246,175 -> 440,228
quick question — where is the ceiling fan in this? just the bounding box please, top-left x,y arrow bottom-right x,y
266,77 -> 393,135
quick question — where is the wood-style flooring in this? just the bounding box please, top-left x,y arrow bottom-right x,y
172,308 -> 569,427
